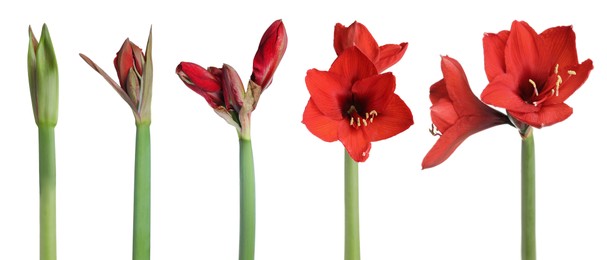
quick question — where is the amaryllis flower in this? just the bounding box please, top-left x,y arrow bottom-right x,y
251,19 -> 288,90
481,21 -> 593,129
334,21 -> 408,72
80,28 -> 153,124
177,19 -> 287,138
176,62 -> 244,130
303,47 -> 413,162
422,56 -> 511,169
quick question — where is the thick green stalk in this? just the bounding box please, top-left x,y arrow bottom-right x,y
239,137 -> 256,260
521,130 -> 536,260
133,124 -> 151,260
39,126 -> 56,260
344,150 -> 360,260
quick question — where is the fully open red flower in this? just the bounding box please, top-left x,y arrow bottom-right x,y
422,56 -> 510,169
481,21 -> 593,128
334,21 -> 408,72
303,47 -> 413,162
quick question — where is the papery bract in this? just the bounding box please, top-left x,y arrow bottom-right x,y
422,56 -> 510,169
303,47 -> 413,162
481,21 -> 593,128
334,21 -> 408,72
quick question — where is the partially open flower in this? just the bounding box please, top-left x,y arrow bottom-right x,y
80,28 -> 153,124
177,20 -> 287,139
422,56 -> 511,169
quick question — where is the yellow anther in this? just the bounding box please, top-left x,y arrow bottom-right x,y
369,117 -> 374,123
365,112 -> 369,120
556,75 -> 563,96
369,110 -> 378,117
362,119 -> 368,126
554,64 -> 559,74
350,117 -> 354,126
357,118 -> 361,127
529,79 -> 539,96
568,70 -> 576,76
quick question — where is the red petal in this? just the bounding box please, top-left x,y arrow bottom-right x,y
251,19 -> 288,90
430,98 -> 457,133
176,62 -> 223,108
351,72 -> 395,113
441,56 -> 488,115
222,64 -> 245,110
177,62 -> 221,92
375,42 -> 408,72
302,99 -> 340,142
330,47 -> 378,85
509,103 -> 573,128
483,30 -> 509,81
481,73 -> 538,113
538,25 -> 578,71
333,21 -> 380,62
305,69 -> 349,120
114,38 -> 134,88
429,79 -> 448,105
504,21 -> 540,78
422,115 -> 507,169
365,94 -> 413,142
130,41 -> 145,75
545,59 -> 593,105
338,122 -> 371,162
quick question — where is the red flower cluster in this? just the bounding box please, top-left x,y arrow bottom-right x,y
423,21 -> 592,168
176,20 -> 287,136
303,21 -> 413,162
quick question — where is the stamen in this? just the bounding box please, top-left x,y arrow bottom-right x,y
357,118 -> 361,127
556,75 -> 563,96
568,70 -> 576,76
554,64 -> 559,74
529,79 -> 539,96
369,117 -> 374,123
369,110 -> 378,117
429,124 -> 442,136
365,112 -> 369,120
362,119 -> 368,126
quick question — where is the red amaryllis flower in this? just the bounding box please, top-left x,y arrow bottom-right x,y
334,21 -> 408,72
176,19 -> 287,138
422,56 -> 511,169
481,21 -> 593,128
80,28 -> 153,124
176,62 -> 244,130
303,47 -> 413,162
251,19 -> 288,90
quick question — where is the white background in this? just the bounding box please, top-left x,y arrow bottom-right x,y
1,0 -> 606,259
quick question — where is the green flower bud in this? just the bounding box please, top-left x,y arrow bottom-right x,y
28,24 -> 59,127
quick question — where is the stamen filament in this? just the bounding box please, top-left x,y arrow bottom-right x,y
529,79 -> 539,96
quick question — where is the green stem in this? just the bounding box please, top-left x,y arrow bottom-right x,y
344,150 -> 360,260
239,138 -> 256,260
522,130 -> 536,260
39,126 -> 56,260
133,124 -> 151,260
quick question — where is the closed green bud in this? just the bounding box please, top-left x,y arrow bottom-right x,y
28,24 -> 59,127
